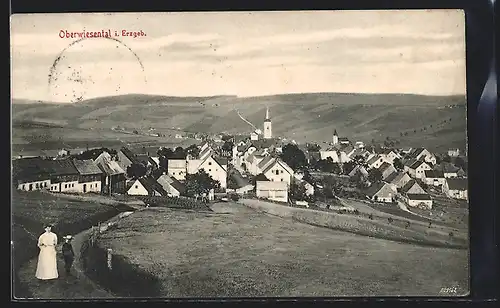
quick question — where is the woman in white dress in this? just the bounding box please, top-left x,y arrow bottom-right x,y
35,225 -> 59,280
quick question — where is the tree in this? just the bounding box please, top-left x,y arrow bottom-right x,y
126,163 -> 147,179
227,174 -> 239,190
157,147 -> 174,158
290,181 -> 307,201
443,155 -> 452,163
353,155 -> 365,166
454,157 -> 467,172
435,155 -> 442,165
368,168 -> 383,184
306,143 -> 321,152
393,158 -> 404,171
184,170 -> 221,197
280,143 -> 307,171
186,144 -> 200,159
343,161 -> 355,175
172,147 -> 186,159
222,141 -> 234,152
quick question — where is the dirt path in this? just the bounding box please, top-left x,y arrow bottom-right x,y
14,213 -> 135,300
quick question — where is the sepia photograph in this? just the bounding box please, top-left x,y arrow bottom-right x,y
11,10 -> 469,299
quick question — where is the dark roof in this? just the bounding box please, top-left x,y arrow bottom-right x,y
214,157 -> 228,167
409,148 -> 425,158
400,179 -> 418,194
94,154 -> 125,176
72,159 -> 103,175
446,178 -> 468,190
384,171 -> 400,183
257,156 -> 275,170
378,162 -> 393,173
120,147 -> 139,164
50,159 -> 79,176
409,160 -> 427,170
424,170 -> 444,178
138,177 -> 168,196
364,182 -> 389,197
367,155 -> 381,165
251,139 -> 278,150
12,157 -> 53,182
407,194 -> 432,200
255,173 -> 270,181
156,174 -> 185,194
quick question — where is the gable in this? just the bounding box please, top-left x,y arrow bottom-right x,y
375,184 -> 395,198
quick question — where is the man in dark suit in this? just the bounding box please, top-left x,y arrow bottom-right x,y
62,235 -> 75,275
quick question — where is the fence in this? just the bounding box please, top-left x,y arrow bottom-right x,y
137,195 -> 210,210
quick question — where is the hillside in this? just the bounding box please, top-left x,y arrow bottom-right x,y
11,93 -> 467,154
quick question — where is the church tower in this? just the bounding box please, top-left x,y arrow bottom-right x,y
263,107 -> 272,139
333,129 -> 339,145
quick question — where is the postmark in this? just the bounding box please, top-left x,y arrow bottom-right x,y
48,37 -> 147,103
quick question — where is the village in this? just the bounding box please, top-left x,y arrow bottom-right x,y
12,106 -> 468,219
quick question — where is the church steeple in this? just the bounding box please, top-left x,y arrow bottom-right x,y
264,107 -> 271,122
332,129 -> 339,145
263,106 -> 272,139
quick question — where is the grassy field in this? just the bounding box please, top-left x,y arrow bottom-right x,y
95,203 -> 469,297
11,190 -> 131,298
12,93 -> 466,152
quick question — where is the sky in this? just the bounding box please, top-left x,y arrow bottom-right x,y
11,10 -> 466,103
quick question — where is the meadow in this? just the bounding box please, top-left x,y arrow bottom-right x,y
93,202 -> 469,297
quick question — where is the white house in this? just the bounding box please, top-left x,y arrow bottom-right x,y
13,157 -> 52,192
187,155 -> 228,189
259,158 -> 294,186
385,172 -> 412,190
405,194 -> 433,209
405,160 -> 432,179
72,159 -> 103,193
380,149 -> 401,164
49,160 -> 80,193
365,182 -> 396,203
409,148 -> 436,165
367,155 -> 387,170
442,178 -> 468,200
168,159 -> 187,181
127,177 -> 167,196
447,148 -> 460,157
423,170 -> 446,187
256,181 -> 288,203
319,149 -> 340,162
378,162 -> 397,180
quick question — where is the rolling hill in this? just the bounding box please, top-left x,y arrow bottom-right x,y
11,93 -> 467,154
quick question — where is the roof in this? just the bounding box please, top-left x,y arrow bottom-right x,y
254,173 -> 270,181
262,159 -> 294,175
378,162 -> 393,173
120,147 -> 138,164
309,151 -> 321,161
384,171 -> 400,183
156,174 -> 185,194
94,155 -> 125,176
342,145 -> 355,154
410,148 -> 426,158
440,163 -> 461,173
12,157 -> 53,182
214,157 -> 228,168
407,194 -> 432,201
367,155 -> 381,165
404,158 -> 419,167
364,182 -> 389,197
50,159 -> 79,176
424,170 -> 445,178
251,139 -> 277,150
137,177 -> 168,196
256,180 -> 287,190
257,156 -> 275,170
400,179 -> 419,194
410,160 -> 427,170
446,178 -> 468,191
72,159 -> 103,175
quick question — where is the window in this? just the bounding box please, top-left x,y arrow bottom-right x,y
281,178 -> 283,182
22,185 -> 25,190
275,170 -> 279,175
36,183 -> 39,189
208,162 -> 212,166
65,184 -> 68,188
209,169 -> 212,172
280,170 -> 283,174
135,185 -> 138,189
173,172 -> 176,175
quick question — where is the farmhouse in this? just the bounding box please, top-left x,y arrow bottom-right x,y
187,155 -> 228,189
12,157 -> 52,191
168,159 -> 187,181
447,148 -> 460,157
442,178 -> 468,200
379,149 -> 401,164
155,173 -> 185,197
256,181 -> 289,203
347,164 -> 369,178
127,177 -> 168,196
385,171 -> 412,190
367,155 -> 386,170
72,159 -> 103,193
405,194 -> 433,209
437,163 -> 466,179
365,182 -> 396,203
259,158 -> 294,186
378,162 -> 397,180
408,148 -> 436,165
116,147 -> 139,174
399,180 -> 426,195
405,160 -> 432,179
49,159 -> 80,193
423,170 -> 446,187
94,151 -> 126,194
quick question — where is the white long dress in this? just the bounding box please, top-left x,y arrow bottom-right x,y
35,232 -> 59,280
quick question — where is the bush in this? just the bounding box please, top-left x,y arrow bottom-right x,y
230,194 -> 240,201
388,217 -> 394,224
448,232 -> 454,238
368,214 -> 373,220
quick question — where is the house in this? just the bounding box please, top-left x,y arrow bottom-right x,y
409,148 -> 436,165
367,155 -> 386,170
447,148 -> 460,157
406,160 -> 432,179
365,182 -> 396,203
385,172 -> 412,190
116,147 -> 138,174
378,162 -> 397,180
260,158 -> 294,186
155,173 -> 185,197
423,170 -> 446,187
399,179 -> 426,195
347,165 -> 369,178
136,154 -> 159,170
442,178 -> 468,200
244,153 -> 266,175
72,159 -> 103,193
94,151 -> 126,194
227,169 -> 254,194
167,159 -> 187,181
380,149 -> 401,164
187,155 -> 228,189
437,163 -> 465,179
400,147 -> 413,155
12,157 -> 52,191
48,159 -> 80,193
256,181 -> 288,203
338,137 -> 350,145
58,148 -> 70,157
127,177 -> 168,196
405,194 -> 433,209
320,149 -> 340,162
